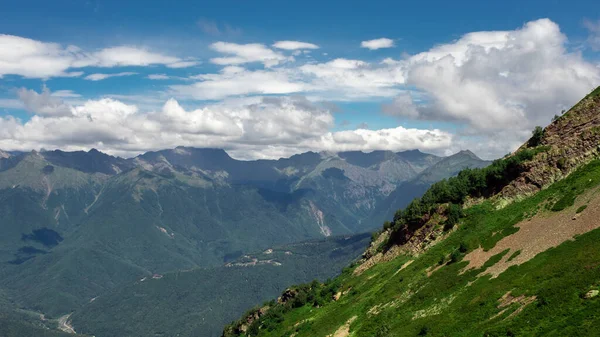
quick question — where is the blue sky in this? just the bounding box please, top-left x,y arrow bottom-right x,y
0,0 -> 599,159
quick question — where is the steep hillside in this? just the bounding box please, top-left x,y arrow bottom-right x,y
223,87 -> 600,337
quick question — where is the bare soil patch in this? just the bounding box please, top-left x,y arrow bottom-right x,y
463,187 -> 600,277
328,316 -> 357,337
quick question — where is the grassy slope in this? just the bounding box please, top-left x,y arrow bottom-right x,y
237,159 -> 600,337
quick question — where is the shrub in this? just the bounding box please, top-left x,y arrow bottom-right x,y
383,221 -> 392,230
528,126 -> 544,147
557,157 -> 568,170
444,203 -> 463,231
449,250 -> 462,264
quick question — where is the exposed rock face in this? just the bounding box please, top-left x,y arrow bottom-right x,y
277,288 -> 298,304
502,90 -> 600,198
225,305 -> 270,335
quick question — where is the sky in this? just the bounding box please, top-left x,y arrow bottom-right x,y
0,0 -> 599,160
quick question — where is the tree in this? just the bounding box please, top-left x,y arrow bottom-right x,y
528,126 -> 544,147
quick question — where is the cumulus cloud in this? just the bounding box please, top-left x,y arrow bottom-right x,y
402,18 -> 600,131
209,42 -> 289,67
84,72 -> 137,81
17,86 -> 73,117
313,126 -> 452,155
0,34 -> 197,78
381,92 -> 419,117
0,89 -> 449,159
361,38 -> 395,50
272,41 -> 319,50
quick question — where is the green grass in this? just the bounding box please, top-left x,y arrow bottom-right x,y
229,159 -> 600,337
507,250 -> 521,262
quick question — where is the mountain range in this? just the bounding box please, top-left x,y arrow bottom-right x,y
0,146 -> 488,336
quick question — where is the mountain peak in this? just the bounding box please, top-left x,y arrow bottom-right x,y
0,149 -> 10,159
455,149 -> 479,159
397,149 -> 423,155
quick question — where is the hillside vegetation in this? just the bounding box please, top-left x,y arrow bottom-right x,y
223,88 -> 600,336
71,234 -> 370,337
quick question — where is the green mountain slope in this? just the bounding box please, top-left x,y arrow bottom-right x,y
70,234 -> 371,337
223,88 -> 600,337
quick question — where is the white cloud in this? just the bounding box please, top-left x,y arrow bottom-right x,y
167,60 -> 200,68
172,56 -> 408,101
209,42 -> 289,67
51,90 -> 81,98
0,34 -> 197,78
315,126 -> 452,154
171,68 -> 305,100
17,86 -> 73,117
272,41 -> 319,50
0,90 -> 449,159
361,38 -> 395,50
401,18 -> 600,131
84,72 -> 137,81
381,92 -> 419,117
147,74 -> 170,80
0,34 -> 83,78
299,58 -> 405,98
0,99 -> 23,110
2,19 -> 599,161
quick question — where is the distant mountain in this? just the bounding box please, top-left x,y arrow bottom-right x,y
396,149 -> 443,173
0,146 -> 488,335
41,149 -> 134,175
369,150 -> 491,226
413,150 -> 489,184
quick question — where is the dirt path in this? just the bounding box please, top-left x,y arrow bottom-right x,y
328,316 -> 357,337
463,187 -> 600,277
57,314 -> 76,334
